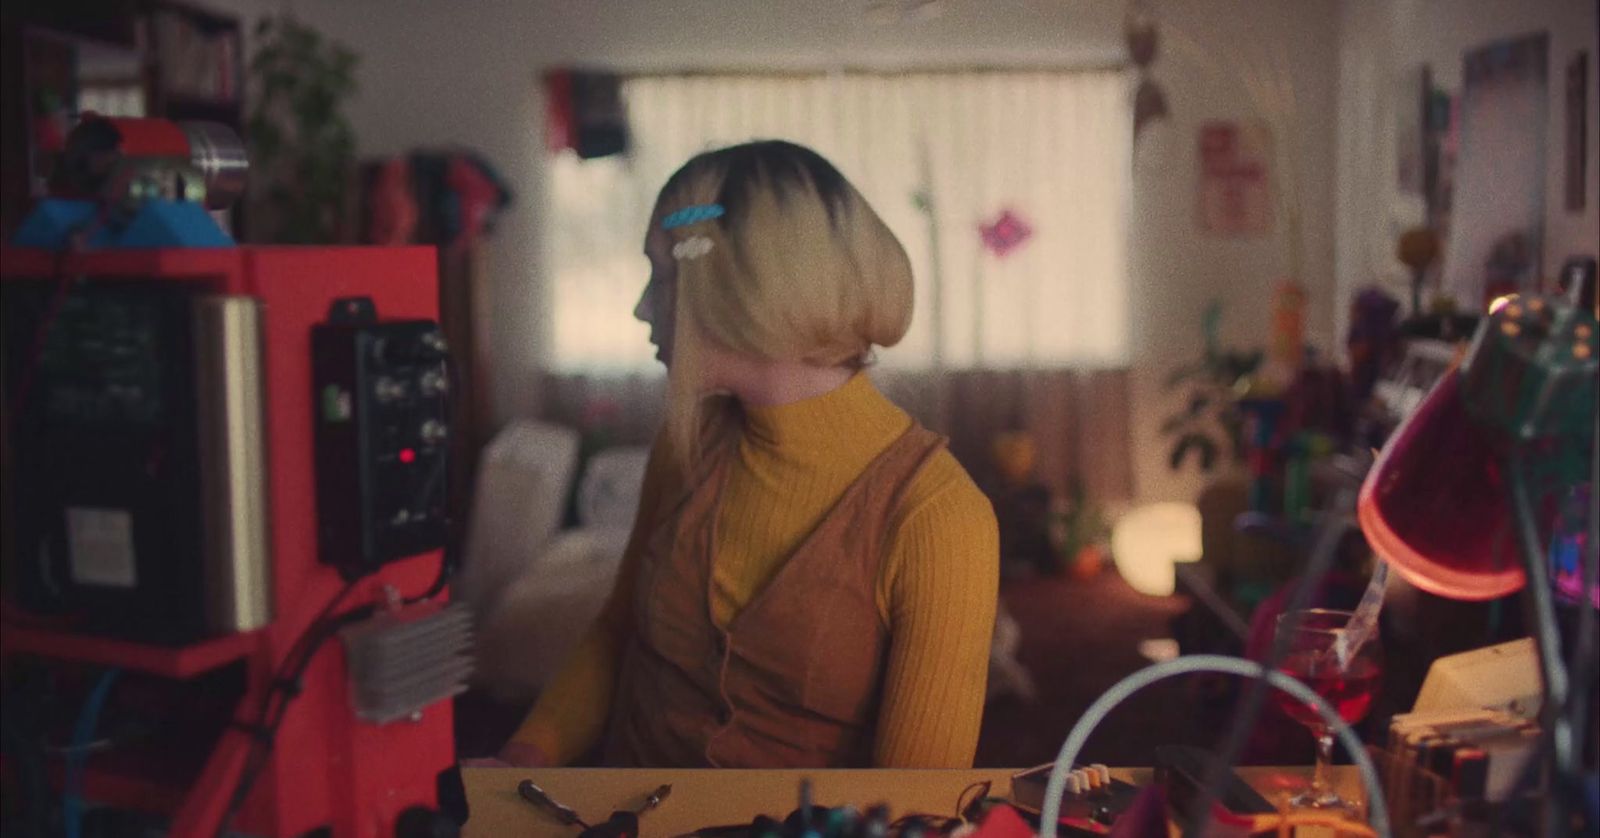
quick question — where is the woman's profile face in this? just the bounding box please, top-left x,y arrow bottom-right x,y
635,224 -> 678,366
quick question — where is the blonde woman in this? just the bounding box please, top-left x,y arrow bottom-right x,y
498,141 -> 998,768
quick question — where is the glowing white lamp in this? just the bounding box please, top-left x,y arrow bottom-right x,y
1110,502 -> 1203,597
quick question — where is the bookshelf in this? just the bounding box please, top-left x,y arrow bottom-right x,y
142,1 -> 245,127
0,0 -> 247,238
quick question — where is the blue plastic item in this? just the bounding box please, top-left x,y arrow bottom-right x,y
10,197 -> 234,250
9,200 -> 102,249
115,199 -> 233,247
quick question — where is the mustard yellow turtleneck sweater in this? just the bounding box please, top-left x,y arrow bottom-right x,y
510,373 -> 999,767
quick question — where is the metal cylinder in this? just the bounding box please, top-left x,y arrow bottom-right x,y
59,116 -> 251,210
181,121 -> 250,210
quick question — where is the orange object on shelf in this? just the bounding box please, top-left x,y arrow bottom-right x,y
1270,280 -> 1306,374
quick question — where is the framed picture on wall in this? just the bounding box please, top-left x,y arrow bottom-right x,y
1196,120 -> 1272,237
1566,51 -> 1589,213
1423,70 -> 1457,238
1439,32 -> 1549,308
1397,64 -> 1426,196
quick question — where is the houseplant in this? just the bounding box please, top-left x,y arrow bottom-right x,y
245,16 -> 358,244
1162,300 -> 1264,472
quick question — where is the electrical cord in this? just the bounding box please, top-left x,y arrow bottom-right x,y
64,668 -> 122,838
213,577 -> 370,837
405,539 -> 459,606
6,254 -> 78,421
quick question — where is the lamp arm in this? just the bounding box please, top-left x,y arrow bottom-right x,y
1508,453 -> 1576,838
1037,655 -> 1391,838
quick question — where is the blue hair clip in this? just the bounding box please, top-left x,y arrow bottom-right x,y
661,203 -> 725,230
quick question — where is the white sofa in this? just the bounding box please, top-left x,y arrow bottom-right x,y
461,421 -> 647,702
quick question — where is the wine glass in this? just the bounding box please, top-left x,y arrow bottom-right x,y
1273,608 -> 1382,812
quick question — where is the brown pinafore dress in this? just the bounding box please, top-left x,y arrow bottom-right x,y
603,420 -> 947,768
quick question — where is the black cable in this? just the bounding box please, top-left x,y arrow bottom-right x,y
214,577 -> 370,837
405,539 -> 459,606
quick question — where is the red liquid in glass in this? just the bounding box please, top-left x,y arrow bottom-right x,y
1275,653 -> 1380,728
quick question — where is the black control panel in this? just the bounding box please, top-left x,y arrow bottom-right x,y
311,298 -> 450,579
1,281 -> 210,642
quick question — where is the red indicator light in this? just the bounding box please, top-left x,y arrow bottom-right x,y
399,448 -> 417,464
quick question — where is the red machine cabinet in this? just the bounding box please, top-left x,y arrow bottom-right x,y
0,245 -> 456,838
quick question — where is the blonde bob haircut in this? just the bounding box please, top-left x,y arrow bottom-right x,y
655,140 -> 914,462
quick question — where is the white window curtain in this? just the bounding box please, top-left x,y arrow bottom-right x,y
546,70 -> 1131,373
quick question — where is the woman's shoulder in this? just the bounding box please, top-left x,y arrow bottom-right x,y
892,445 -> 996,534
878,445 -> 998,603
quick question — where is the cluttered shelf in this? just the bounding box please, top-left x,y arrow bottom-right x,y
0,624 -> 259,679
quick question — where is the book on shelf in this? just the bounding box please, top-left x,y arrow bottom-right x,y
149,9 -> 240,106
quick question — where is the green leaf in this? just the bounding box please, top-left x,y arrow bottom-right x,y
247,13 -> 361,244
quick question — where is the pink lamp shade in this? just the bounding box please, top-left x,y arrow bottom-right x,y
1358,370 -> 1525,601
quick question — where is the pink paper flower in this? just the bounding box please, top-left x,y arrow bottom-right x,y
979,209 -> 1034,258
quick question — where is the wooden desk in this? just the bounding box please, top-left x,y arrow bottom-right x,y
462,766 -> 1361,837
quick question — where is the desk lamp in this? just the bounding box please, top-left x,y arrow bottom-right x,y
1357,291 -> 1598,835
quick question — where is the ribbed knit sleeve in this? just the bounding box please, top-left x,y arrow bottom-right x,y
872,459 -> 999,767
507,433 -> 676,764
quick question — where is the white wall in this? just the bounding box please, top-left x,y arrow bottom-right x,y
1336,0 -> 1600,339
200,0 -> 1343,503
1123,0 -> 1342,504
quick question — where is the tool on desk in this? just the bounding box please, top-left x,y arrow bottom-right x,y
519,779 -> 592,829
638,783 -> 674,815
518,779 -> 673,836
676,779 -> 991,838
1009,762 -> 1142,831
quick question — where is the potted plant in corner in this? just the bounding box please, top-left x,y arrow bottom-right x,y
245,16 -> 359,244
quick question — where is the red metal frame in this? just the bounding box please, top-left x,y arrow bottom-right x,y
1,245 -> 456,838
0,625 -> 259,678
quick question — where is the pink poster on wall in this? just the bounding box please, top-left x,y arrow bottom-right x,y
1196,120 -> 1273,236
